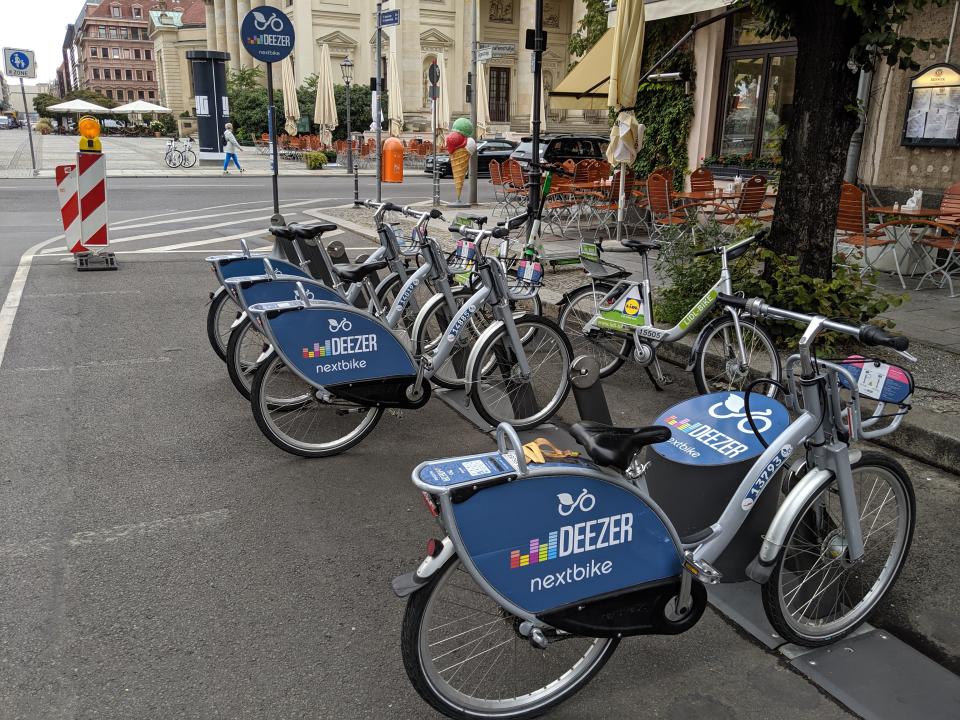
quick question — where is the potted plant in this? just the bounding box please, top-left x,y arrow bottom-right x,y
150,120 -> 164,138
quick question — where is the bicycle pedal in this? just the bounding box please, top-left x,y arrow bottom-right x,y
388,408 -> 404,419
683,551 -> 722,585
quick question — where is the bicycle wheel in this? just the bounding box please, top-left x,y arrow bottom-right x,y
164,150 -> 182,169
226,316 -> 269,400
469,315 -> 572,431
250,354 -> 384,458
693,316 -> 781,396
557,284 -> 631,378
206,289 -> 240,362
762,452 -> 915,647
180,149 -> 197,168
401,556 -> 618,720
413,289 -> 476,390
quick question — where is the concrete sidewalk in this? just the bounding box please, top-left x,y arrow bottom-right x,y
0,128 -> 376,179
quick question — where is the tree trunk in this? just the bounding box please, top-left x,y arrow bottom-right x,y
768,3 -> 862,280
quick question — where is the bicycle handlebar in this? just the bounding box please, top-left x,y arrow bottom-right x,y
693,229 -> 768,258
357,200 -> 443,223
716,294 -> 910,352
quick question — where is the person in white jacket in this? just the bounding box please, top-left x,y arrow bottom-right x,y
222,123 -> 244,174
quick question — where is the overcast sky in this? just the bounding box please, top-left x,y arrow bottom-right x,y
3,0 -> 87,87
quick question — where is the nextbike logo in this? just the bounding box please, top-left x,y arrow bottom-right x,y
302,317 -> 379,371
663,394 -> 773,460
447,304 -> 477,343
709,394 -> 773,434
742,445 -> 793,510
508,491 -> 633,594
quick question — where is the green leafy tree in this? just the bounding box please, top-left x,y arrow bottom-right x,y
333,83 -> 387,141
568,0 -> 610,59
744,0 -> 948,280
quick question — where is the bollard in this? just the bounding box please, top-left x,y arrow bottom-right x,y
570,356 -> 612,425
326,239 -> 348,265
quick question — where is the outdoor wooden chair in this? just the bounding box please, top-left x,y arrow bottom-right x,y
713,175 -> 773,227
834,182 -> 913,288
488,160 -> 511,217
910,182 -> 960,296
690,167 -> 715,193
646,172 -> 707,241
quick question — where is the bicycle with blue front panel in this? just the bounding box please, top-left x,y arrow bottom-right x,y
395,295 -> 917,719
242,222 -> 573,457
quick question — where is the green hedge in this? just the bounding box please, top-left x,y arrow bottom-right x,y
304,152 -> 328,170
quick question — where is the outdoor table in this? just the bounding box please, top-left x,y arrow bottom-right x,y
868,206 -> 943,276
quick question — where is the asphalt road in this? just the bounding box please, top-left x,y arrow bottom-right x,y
0,175 -> 956,718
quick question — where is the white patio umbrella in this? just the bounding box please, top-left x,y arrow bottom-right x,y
312,44 -> 338,147
475,61 -> 490,140
607,0 -> 646,245
281,55 -> 300,135
435,51 -> 451,142
46,99 -> 111,113
111,100 -> 171,113
388,51 -> 404,137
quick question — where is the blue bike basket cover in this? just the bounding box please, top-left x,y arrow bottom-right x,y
212,256 -> 309,283
837,355 -> 913,405
233,276 -> 344,309
262,305 -> 417,386
448,240 -> 478,272
450,474 -> 681,615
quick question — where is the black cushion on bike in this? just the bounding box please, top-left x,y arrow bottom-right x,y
269,225 -> 295,239
570,421 -> 672,471
621,238 -> 661,254
331,260 -> 388,283
289,222 -> 338,239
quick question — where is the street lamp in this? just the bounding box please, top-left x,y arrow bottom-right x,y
340,57 -> 355,186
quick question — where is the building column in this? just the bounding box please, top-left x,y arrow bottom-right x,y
214,0 -> 227,54
204,0 -> 217,51
225,0 -> 240,71
237,0 -> 253,68
516,0 -> 536,128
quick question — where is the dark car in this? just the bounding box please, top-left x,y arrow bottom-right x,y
424,138 -> 518,178
509,134 -> 609,168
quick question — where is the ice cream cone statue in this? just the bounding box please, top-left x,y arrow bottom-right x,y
446,117 -> 477,202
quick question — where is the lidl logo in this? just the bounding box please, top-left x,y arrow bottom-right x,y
624,298 -> 641,316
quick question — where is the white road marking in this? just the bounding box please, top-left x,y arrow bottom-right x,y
2,357 -> 173,373
0,236 -> 61,369
0,509 -> 230,558
24,290 -> 143,298
110,197 -> 312,226
108,198 -> 325,231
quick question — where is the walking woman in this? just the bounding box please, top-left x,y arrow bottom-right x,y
222,123 -> 245,174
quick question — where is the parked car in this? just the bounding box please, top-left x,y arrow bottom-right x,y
424,138 -> 518,178
0,116 -> 10,129
509,134 -> 609,168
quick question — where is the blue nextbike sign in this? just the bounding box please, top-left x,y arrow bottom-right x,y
240,8 -> 295,63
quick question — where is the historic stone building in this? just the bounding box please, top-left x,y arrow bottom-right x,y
198,0 -> 606,134
150,2 -> 208,134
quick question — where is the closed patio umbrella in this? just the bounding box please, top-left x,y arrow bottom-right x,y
281,55 -> 300,135
529,75 -> 547,135
475,61 -> 490,140
313,44 -> 338,146
388,51 -> 404,137
607,0 -> 646,244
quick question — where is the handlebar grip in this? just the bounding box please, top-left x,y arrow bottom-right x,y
448,224 -> 463,233
716,293 -> 748,309
693,246 -> 717,257
383,202 -> 404,213
429,208 -> 443,219
752,229 -> 770,246
859,325 -> 910,351
506,213 -> 528,231
491,227 -> 509,239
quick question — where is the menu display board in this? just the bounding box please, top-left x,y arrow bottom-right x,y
902,64 -> 960,148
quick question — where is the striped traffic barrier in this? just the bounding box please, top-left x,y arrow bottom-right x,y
77,152 -> 108,248
55,163 -> 84,253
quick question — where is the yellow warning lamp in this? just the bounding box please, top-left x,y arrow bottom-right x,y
78,115 -> 102,153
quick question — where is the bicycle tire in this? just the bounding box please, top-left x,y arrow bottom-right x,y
557,283 -> 631,378
206,289 -> 239,362
693,316 -> 782,396
164,150 -> 182,169
401,556 -> 619,720
226,316 -> 269,400
468,314 -> 572,431
180,149 -> 197,168
250,354 -> 384,458
761,451 -> 915,647
376,271 -> 436,338
413,289 -> 475,390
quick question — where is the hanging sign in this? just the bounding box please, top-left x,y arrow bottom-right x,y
240,8 -> 295,63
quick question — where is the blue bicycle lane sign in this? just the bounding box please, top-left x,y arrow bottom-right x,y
3,48 -> 36,79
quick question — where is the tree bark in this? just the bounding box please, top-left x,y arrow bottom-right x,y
768,3 -> 863,280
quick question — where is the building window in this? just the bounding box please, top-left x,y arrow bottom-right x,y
132,6 -> 142,18
126,69 -> 132,80
90,47 -> 98,57
123,49 -> 131,59
134,49 -> 141,59
148,90 -> 155,99
101,47 -> 108,58
136,69 -> 143,80
108,27 -> 118,39
489,67 -> 510,122
111,5 -> 121,17
112,47 -> 120,58
715,12 -> 797,161
127,90 -> 134,100
130,27 -> 139,40
98,25 -> 106,38
120,27 -> 128,39
138,90 -> 144,99
147,70 -> 153,81
145,49 -> 152,60
93,68 -> 100,80
106,89 -> 112,99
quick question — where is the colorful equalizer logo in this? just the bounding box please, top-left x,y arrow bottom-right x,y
664,415 -> 703,435
509,532 -> 558,569
302,340 -> 331,359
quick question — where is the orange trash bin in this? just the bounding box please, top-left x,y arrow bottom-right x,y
382,137 -> 404,183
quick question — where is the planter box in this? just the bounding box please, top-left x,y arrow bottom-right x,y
703,164 -> 773,181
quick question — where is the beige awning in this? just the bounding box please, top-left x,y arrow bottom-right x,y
550,0 -> 732,110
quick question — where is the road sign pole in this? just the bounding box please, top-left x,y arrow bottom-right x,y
375,0 -> 383,202
19,79 -> 38,176
266,61 -> 283,225
468,0 -> 478,206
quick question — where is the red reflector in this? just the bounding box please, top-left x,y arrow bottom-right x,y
426,538 -> 443,558
421,492 -> 439,517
